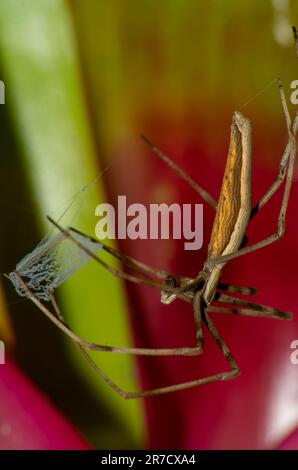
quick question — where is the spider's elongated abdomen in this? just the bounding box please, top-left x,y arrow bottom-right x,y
204,112 -> 252,302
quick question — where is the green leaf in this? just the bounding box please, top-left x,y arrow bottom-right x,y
0,0 -> 144,448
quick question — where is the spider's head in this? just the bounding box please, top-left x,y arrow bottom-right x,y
161,275 -> 196,305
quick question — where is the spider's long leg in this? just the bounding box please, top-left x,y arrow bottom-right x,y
217,283 -> 258,296
193,292 -> 204,349
69,228 -> 200,305
16,273 -> 201,357
215,292 -> 292,320
78,346 -> 128,398
121,312 -> 240,398
50,296 -> 127,397
206,108 -> 298,269
47,283 -> 240,398
69,226 -> 171,281
174,282 -> 258,305
48,217 -> 180,294
141,135 -> 217,209
102,244 -> 170,279
251,78 -> 295,219
207,305 -> 291,320
49,218 -> 204,304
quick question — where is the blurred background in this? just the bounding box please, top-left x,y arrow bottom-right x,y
0,0 -> 298,450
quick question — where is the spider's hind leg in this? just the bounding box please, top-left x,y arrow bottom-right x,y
217,283 -> 258,296
213,292 -> 292,320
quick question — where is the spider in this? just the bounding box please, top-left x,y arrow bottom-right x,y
7,78 -> 298,398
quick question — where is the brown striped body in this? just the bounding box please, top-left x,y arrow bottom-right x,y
203,112 -> 252,303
